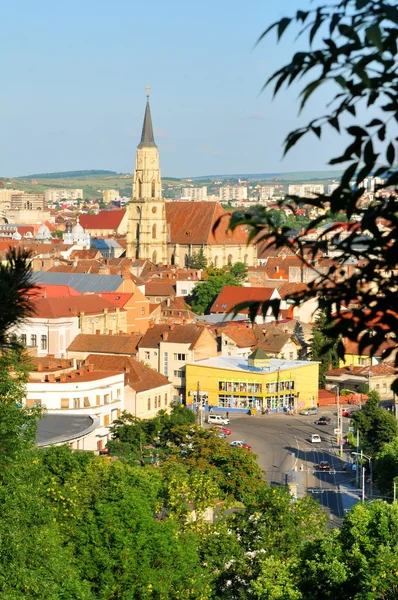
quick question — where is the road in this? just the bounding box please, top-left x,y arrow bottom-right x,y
213,410 -> 360,526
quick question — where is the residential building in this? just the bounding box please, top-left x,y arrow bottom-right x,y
210,286 -> 282,323
182,186 -> 207,201
26,361 -> 125,451
186,352 -> 319,413
126,91 -> 256,267
14,295 -> 127,356
84,354 -> 173,419
10,192 -> 45,210
259,186 -> 275,200
79,209 -> 128,236
44,189 -> 83,203
325,362 -> 396,401
31,271 -> 135,294
145,280 -> 176,304
99,289 -> 151,334
288,184 -> 325,198
341,337 -> 398,367
0,189 -> 24,208
102,189 -> 120,203
219,185 -> 248,202
67,332 -> 141,361
137,323 -> 218,397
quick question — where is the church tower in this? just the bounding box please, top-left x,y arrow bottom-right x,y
126,88 -> 168,263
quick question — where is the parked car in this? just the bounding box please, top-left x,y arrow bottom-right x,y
318,461 -> 331,471
311,434 -> 321,443
316,416 -> 331,425
208,414 -> 230,425
299,407 -> 318,415
214,426 -> 232,436
230,440 -> 252,451
342,409 -> 351,417
217,432 -> 227,439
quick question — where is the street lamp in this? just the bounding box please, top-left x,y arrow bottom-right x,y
352,451 -> 373,502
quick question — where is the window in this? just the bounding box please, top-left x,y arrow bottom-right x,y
154,396 -> 158,408
111,409 -> 118,422
181,289 -> 188,295
144,351 -> 150,361
31,334 -> 37,347
41,335 -> 47,351
61,398 -> 69,409
163,352 -> 169,376
26,399 -> 41,408
151,179 -> 156,197
289,352 -> 294,360
158,396 -> 162,408
165,393 -> 168,406
141,307 -> 145,315
20,334 -> 27,345
84,397 -> 90,407
383,383 -> 387,394
104,394 -> 110,405
116,388 -> 121,398
96,395 -> 100,406
152,223 -> 157,239
104,414 -> 110,427
147,398 -> 151,411
173,353 -> 186,361
174,369 -> 184,378
73,398 -> 80,409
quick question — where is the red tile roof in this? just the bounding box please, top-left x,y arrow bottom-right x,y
85,354 -> 170,393
210,286 -> 277,314
165,202 -> 249,245
326,362 -> 397,376
145,281 -> 176,297
28,285 -> 81,299
67,333 -> 141,355
343,337 -> 397,357
139,323 -> 212,349
79,209 -> 126,231
31,295 -> 122,319
97,292 -> 133,308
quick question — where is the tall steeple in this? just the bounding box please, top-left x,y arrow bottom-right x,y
126,87 -> 168,265
138,86 -> 157,148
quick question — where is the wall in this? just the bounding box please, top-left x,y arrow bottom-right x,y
80,308 -> 127,335
14,316 -> 79,357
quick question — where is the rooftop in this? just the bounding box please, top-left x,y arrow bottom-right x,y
67,333 -> 141,355
188,356 -> 318,374
36,414 -> 99,447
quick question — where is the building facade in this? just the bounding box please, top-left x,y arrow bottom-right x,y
219,186 -> 248,202
11,192 -> 45,210
182,186 -> 208,201
44,189 -> 83,203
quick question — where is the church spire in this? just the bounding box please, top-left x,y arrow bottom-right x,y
138,86 -> 157,149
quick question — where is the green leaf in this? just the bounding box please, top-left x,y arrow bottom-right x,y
312,125 -> 321,138
277,18 -> 291,40
366,24 -> 383,51
283,130 -> 306,155
387,142 -> 395,166
300,79 -> 324,111
329,116 -> 340,132
334,75 -> 347,89
347,126 -> 367,137
366,118 -> 383,127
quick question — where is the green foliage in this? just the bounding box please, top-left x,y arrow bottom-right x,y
187,247 -> 208,269
374,437 -> 398,497
21,169 -> 118,179
352,390 -> 398,456
189,262 -> 248,314
228,0 -> 398,391
310,310 -> 339,386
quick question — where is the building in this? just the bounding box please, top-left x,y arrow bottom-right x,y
10,192 -> 45,210
210,286 -> 282,323
325,362 -> 396,402
79,209 -> 128,236
102,189 -> 120,203
288,184 -> 325,198
126,90 -> 256,268
84,354 -> 173,419
63,218 -> 91,247
181,186 -> 207,201
67,333 -> 141,361
186,352 -> 319,413
341,337 -> 398,367
44,189 -> 83,203
26,360 -> 125,451
259,186 -> 275,200
137,322 -> 218,397
0,189 -> 24,208
219,185 -> 248,202
99,290 -> 151,334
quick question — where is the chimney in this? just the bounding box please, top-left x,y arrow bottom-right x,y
69,372 -> 75,379
61,360 -> 66,368
162,332 -> 169,341
96,330 -> 101,335
37,362 -> 43,372
169,324 -> 175,331
87,364 -> 94,373
109,329 -> 113,335
60,374 -> 67,383
182,319 -> 187,325
149,322 -> 155,329
124,366 -> 130,373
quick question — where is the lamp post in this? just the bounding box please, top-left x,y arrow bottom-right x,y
352,452 -> 373,501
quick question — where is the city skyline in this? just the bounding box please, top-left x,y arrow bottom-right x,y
3,0 -> 349,178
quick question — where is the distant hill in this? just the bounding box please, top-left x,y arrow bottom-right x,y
18,170 -> 119,179
191,170 -> 343,181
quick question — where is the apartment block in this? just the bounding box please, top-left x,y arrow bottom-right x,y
102,189 -> 120,203
181,186 -> 207,201
219,185 -> 248,202
44,189 -> 83,203
288,184 -> 325,198
11,192 -> 45,210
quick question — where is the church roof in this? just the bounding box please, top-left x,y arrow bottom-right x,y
138,99 -> 157,149
165,202 -> 249,245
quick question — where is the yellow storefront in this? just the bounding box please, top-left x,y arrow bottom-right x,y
186,354 -> 319,414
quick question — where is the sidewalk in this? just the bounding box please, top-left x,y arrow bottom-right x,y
339,483 -> 361,513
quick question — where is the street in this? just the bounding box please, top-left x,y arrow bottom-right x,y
211,409 -> 362,526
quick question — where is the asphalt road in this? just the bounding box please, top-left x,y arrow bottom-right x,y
212,409 -> 358,526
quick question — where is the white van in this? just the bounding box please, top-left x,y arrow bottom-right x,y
208,414 -> 230,425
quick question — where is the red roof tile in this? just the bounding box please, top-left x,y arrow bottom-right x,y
210,286 -> 278,314
139,323 -> 212,349
85,354 -> 170,392
67,334 -> 141,355
79,209 -> 126,231
28,285 -> 81,299
145,281 -> 176,297
31,295 -> 122,319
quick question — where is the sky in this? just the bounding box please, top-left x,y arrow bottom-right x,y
2,0 -> 346,178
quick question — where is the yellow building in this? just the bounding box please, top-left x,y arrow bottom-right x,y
186,350 -> 319,414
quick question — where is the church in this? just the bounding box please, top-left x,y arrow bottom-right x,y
126,91 -> 257,267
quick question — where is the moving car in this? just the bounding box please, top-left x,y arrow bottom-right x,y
316,416 -> 331,425
230,440 -> 252,451
208,414 -> 230,425
311,434 -> 321,443
214,426 -> 232,436
342,409 -> 351,417
318,461 -> 331,471
299,407 -> 318,416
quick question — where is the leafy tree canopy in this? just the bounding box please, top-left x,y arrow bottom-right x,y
190,262 -> 248,314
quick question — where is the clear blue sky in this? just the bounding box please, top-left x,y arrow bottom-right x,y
2,0 -> 344,178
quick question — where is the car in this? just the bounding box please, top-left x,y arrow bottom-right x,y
230,440 -> 252,451
208,414 -> 230,425
316,416 -> 331,425
311,434 -> 321,443
318,461 -> 331,471
299,407 -> 318,416
214,426 -> 232,436
217,432 -> 227,439
342,409 -> 351,417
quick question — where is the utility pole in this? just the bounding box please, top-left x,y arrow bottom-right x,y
362,467 -> 366,503
394,480 -> 397,502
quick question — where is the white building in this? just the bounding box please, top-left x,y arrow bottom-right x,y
44,189 -> 83,203
63,218 -> 91,247
26,365 -> 125,451
181,186 -> 207,201
219,185 -> 248,202
259,186 -> 275,200
288,184 -> 325,198
327,183 -> 340,195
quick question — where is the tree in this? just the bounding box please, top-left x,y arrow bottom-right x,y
227,1 -> 398,390
310,311 -> 339,386
189,263 -> 247,315
374,437 -> 398,497
293,320 -> 307,360
352,390 -> 398,455
187,247 -> 208,269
